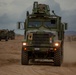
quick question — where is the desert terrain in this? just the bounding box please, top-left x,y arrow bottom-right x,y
0,35 -> 76,75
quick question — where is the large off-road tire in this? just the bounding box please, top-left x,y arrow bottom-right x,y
61,42 -> 64,63
61,47 -> 63,63
21,49 -> 29,65
5,37 -> 8,41
11,37 -> 13,40
11,36 -> 15,40
0,38 -> 1,41
54,49 -> 62,66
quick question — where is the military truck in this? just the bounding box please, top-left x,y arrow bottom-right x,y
18,2 -> 67,66
8,30 -> 15,40
0,29 -> 9,41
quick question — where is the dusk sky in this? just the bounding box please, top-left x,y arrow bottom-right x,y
0,0 -> 76,33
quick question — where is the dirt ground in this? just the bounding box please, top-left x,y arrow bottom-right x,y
0,35 -> 76,75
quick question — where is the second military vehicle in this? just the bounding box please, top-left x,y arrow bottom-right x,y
0,29 -> 9,41
18,2 -> 67,66
8,30 -> 15,40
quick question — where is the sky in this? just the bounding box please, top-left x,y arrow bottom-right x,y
0,0 -> 76,34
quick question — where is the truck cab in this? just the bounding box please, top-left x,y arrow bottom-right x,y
18,2 -> 67,66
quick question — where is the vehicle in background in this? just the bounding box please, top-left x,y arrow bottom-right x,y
0,29 -> 9,41
8,30 -> 15,40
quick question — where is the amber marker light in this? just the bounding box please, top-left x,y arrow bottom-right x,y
54,48 -> 57,51
24,48 -> 27,50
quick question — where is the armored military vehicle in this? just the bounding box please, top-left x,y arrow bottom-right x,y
0,29 -> 9,41
8,30 -> 15,40
18,2 -> 67,66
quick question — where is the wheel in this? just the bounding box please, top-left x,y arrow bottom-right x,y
5,37 -> 8,41
31,58 -> 35,63
13,36 -> 15,40
61,42 -> 64,63
11,36 -> 15,40
54,49 -> 62,66
11,37 -> 13,40
21,49 -> 29,65
61,47 -> 63,63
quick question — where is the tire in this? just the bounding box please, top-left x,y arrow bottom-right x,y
21,49 -> 29,65
61,47 -> 63,63
14,37 -> 15,39
0,38 -> 1,41
13,36 -> 15,40
11,38 -> 13,40
54,49 -> 62,66
31,59 -> 35,63
5,37 -> 8,41
61,42 -> 64,63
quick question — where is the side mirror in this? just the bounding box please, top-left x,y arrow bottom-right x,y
18,22 -> 20,29
24,22 -> 26,29
65,23 -> 68,30
17,22 -> 26,30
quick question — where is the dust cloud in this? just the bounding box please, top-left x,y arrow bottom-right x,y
63,41 -> 76,65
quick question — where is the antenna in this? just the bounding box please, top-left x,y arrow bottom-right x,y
52,10 -> 56,15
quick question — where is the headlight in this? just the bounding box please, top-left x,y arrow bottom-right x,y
54,42 -> 60,47
22,42 -> 27,46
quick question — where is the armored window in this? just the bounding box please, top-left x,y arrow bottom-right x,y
28,21 -> 41,27
51,20 -> 56,24
44,20 -> 57,28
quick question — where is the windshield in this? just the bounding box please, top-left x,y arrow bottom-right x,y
28,21 -> 41,27
28,19 -> 57,28
44,20 -> 57,27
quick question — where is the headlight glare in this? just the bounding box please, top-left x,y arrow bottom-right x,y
23,42 -> 26,46
54,42 -> 60,47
